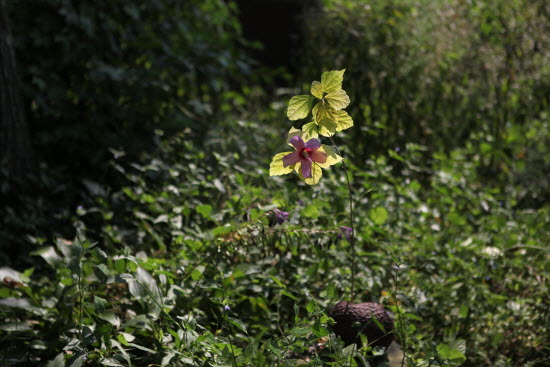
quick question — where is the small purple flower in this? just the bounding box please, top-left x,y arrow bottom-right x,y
224,305 -> 231,312
272,209 -> 290,225
283,136 -> 327,179
393,265 -> 400,270
338,226 -> 353,242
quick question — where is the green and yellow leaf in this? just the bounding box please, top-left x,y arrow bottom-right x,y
336,110 -> 354,131
269,152 -> 295,176
287,95 -> 314,120
321,69 -> 345,93
317,145 -> 343,168
318,118 -> 337,137
296,163 -> 323,185
325,89 -> 350,111
311,81 -> 324,99
312,101 -> 339,125
302,122 -> 319,140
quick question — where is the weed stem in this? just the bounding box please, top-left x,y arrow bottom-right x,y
328,136 -> 356,302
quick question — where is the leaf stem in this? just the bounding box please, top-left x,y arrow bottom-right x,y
329,136 -> 356,302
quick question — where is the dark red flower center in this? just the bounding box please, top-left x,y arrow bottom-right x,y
301,148 -> 312,159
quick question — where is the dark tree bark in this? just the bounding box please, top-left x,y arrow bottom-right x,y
0,0 -> 33,179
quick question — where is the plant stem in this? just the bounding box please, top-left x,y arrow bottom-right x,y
329,136 -> 356,302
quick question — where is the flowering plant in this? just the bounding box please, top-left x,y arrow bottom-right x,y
269,70 -> 352,185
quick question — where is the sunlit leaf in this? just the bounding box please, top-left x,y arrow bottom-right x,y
325,89 -> 350,110
269,152 -> 295,176
317,145 -> 343,168
311,81 -> 324,99
287,95 -> 314,120
321,69 -> 345,93
318,118 -> 337,136
302,122 -> 319,140
336,110 -> 354,131
296,163 -> 323,185
312,101 -> 338,124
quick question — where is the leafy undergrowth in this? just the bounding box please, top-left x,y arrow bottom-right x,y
1,102 -> 548,366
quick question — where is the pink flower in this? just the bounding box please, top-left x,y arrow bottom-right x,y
283,136 -> 327,178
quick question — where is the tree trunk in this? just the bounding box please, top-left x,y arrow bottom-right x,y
0,0 -> 33,179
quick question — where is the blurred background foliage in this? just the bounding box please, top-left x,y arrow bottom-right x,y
0,0 -> 548,366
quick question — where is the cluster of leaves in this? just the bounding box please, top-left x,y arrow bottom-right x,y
270,70 -> 356,185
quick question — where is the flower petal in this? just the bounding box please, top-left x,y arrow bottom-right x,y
304,138 -> 321,151
283,151 -> 301,167
310,150 -> 327,164
301,159 -> 313,178
289,135 -> 305,151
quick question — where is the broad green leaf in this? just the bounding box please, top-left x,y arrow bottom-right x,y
269,152 -> 294,176
321,69 -> 345,93
312,101 -> 338,124
302,205 -> 319,219
336,110 -> 354,131
287,95 -> 314,120
196,204 -> 212,219
325,89 -> 350,110
296,163 -> 323,185
317,145 -> 343,168
370,206 -> 388,225
311,81 -> 323,99
318,118 -> 337,136
301,122 -> 319,140
437,342 -> 466,364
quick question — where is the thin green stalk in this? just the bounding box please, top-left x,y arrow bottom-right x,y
328,136 -> 356,302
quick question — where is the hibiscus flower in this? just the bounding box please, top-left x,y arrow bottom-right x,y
283,136 -> 327,179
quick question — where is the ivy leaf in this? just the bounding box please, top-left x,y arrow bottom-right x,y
269,152 -> 294,176
317,145 -> 343,168
325,89 -> 350,110
301,122 -> 319,140
287,95 -> 314,120
311,81 -> 324,99
321,69 -> 345,93
336,110 -> 354,131
318,118 -> 337,137
312,101 -> 339,125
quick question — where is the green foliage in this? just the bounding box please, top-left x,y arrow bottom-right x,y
8,0 -> 251,172
1,1 -> 548,366
299,0 -> 550,203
